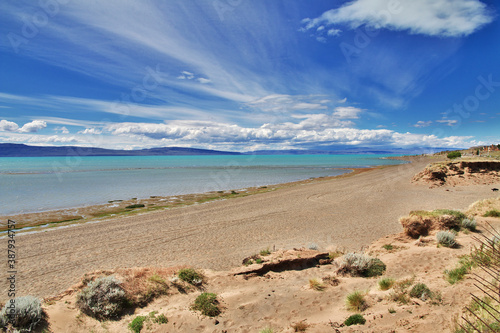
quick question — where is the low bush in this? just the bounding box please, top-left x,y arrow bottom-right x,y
409,283 -> 432,301
461,218 -> 477,231
338,253 -> 386,277
76,276 -> 127,320
192,293 -> 221,317
484,210 -> 500,217
260,328 -> 274,333
436,230 -> 457,247
128,315 -> 147,333
447,151 -> 461,159
344,314 -> 366,326
378,277 -> 395,291
178,268 -> 204,285
346,290 -> 367,312
0,296 -> 44,332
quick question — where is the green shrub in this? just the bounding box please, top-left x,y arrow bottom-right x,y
447,151 -> 461,159
461,218 -> 477,231
192,293 -> 221,317
128,315 -> 147,333
344,314 -> 366,326
436,230 -> 456,247
0,296 -> 44,332
76,276 -> 127,320
382,244 -> 393,251
484,210 -> 500,217
378,277 -> 395,291
365,258 -> 387,277
338,253 -> 386,277
125,204 -> 145,209
178,268 -> 204,285
260,248 -> 271,256
155,313 -> 168,324
409,283 -> 432,300
346,290 -> 367,312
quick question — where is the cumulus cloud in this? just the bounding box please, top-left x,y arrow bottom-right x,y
55,126 -> 70,134
333,106 -> 364,119
413,120 -> 432,128
104,116 -> 476,149
0,119 -> 19,132
78,128 -> 103,135
303,0 -> 493,37
19,120 -> 47,133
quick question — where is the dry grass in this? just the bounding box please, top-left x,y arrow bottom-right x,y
309,279 -> 326,291
466,197 -> 500,217
291,320 -> 309,332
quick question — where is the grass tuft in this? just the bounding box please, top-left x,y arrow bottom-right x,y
128,315 -> 147,333
309,279 -> 326,291
378,277 -> 395,291
346,290 -> 368,312
409,283 -> 432,301
192,293 -> 221,317
484,209 -> 500,217
178,268 -> 204,285
291,320 -> 309,332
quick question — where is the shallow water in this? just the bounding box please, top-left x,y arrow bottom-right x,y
0,154 -> 406,215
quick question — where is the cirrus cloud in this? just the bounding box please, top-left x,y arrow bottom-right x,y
303,0 -> 494,37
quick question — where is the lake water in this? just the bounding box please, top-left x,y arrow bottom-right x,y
0,154 -> 406,215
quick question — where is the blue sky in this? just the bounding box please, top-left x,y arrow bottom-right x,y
0,0 -> 499,151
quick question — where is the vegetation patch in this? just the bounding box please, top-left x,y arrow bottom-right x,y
178,268 -> 204,285
338,253 -> 386,277
447,151 -> 462,159
291,320 -> 309,332
346,290 -> 368,312
436,230 -> 457,247
484,209 -> 500,217
128,315 -> 147,333
260,248 -> 271,256
309,278 -> 326,291
344,314 -> 366,326
192,293 -> 221,317
409,283 -> 432,301
125,204 -> 145,209
445,255 -> 474,284
76,276 -> 127,320
0,296 -> 44,332
378,277 -> 395,291
461,218 -> 477,231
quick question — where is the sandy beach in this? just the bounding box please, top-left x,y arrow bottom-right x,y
0,156 -> 496,302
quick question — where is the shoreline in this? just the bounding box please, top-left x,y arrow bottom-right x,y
4,154 -> 497,301
0,166 -> 377,234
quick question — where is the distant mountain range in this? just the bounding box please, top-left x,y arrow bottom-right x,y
0,143 -> 241,157
0,143 -> 456,157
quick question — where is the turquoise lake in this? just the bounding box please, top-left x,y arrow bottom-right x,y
0,154 -> 406,215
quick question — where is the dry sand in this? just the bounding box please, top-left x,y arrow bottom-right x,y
0,156 -> 498,302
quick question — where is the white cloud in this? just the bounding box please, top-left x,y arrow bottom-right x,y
19,120 -> 47,133
413,120 -> 432,128
78,128 -> 103,135
0,120 -> 19,132
28,135 -> 79,144
436,119 -> 458,126
327,28 -> 342,37
197,78 -> 211,84
104,117 -> 477,149
333,106 -> 363,119
303,0 -> 493,37
55,126 -> 70,134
